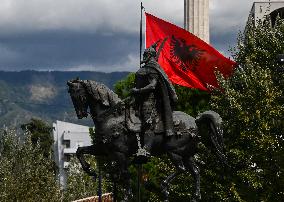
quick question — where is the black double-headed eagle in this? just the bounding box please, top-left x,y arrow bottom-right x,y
170,35 -> 204,72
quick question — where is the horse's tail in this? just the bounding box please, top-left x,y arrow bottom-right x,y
195,110 -> 228,167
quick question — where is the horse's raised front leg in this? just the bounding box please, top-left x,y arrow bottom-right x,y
161,152 -> 186,202
161,171 -> 182,202
76,145 -> 100,178
184,157 -> 201,202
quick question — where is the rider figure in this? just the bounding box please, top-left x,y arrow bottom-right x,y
131,42 -> 178,157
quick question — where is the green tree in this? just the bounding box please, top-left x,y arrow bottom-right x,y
208,17 -> 284,201
63,157 -> 99,202
112,17 -> 284,201
64,129 -> 113,201
21,118 -> 54,158
114,72 -> 136,99
175,86 -> 210,117
0,128 -> 61,201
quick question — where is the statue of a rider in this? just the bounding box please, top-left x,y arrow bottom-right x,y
130,42 -> 178,159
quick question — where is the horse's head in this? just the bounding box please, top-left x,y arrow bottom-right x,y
68,78 -> 123,121
67,78 -> 88,119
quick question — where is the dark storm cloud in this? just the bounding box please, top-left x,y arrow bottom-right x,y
210,28 -> 238,56
0,0 -> 257,72
209,0 -> 256,55
0,31 -> 139,72
0,0 -> 185,72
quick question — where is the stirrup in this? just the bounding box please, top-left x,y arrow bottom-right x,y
136,147 -> 150,157
133,148 -> 150,164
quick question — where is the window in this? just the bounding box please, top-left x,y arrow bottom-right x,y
63,140 -> 70,148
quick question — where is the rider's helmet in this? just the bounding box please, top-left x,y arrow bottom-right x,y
141,41 -> 159,64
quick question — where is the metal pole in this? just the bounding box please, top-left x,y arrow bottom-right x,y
98,163 -> 102,202
140,2 -> 144,69
113,181 -> 117,202
137,3 -> 144,202
137,164 -> 142,202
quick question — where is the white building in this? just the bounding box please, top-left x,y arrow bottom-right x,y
249,1 -> 284,25
184,0 -> 210,43
53,120 -> 92,187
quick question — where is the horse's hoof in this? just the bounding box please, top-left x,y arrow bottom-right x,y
162,190 -> 169,199
192,193 -> 201,201
191,197 -> 201,202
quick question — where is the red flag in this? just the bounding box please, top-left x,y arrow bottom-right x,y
145,13 -> 236,91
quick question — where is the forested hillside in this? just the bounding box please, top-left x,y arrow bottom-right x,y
0,71 -> 129,127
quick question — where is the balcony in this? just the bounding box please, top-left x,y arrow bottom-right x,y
63,148 -> 77,154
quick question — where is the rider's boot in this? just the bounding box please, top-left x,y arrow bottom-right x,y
134,131 -> 153,164
134,133 -> 148,164
143,131 -> 154,156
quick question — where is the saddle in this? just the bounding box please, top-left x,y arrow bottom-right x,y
125,105 -> 191,137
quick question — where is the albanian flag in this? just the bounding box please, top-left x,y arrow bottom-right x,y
145,13 -> 236,91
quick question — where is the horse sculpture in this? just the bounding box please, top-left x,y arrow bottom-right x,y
67,78 -> 227,202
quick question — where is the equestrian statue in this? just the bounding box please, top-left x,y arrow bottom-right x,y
67,42 -> 228,202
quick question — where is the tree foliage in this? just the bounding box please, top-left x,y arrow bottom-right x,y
209,17 -> 284,201
0,122 -> 109,201
0,128 -> 61,201
63,157 -> 104,202
114,73 -> 136,99
21,118 -> 54,158
112,16 -> 284,202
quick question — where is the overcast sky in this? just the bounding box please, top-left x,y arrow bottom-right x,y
0,0 -> 257,72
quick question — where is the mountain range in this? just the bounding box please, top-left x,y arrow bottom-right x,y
0,71 -> 129,128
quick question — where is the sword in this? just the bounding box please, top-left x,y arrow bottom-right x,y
155,36 -> 168,61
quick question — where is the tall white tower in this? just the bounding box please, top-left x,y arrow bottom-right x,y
184,0 -> 210,43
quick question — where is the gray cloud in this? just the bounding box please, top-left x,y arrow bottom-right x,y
0,0 -> 183,35
210,0 -> 255,33
0,31 -> 139,71
209,0 -> 256,54
0,0 -> 259,71
0,44 -> 21,62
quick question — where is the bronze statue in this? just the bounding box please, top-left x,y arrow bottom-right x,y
131,43 -> 178,159
67,64 -> 227,201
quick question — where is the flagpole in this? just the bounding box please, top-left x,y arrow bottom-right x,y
137,3 -> 145,202
140,2 -> 144,68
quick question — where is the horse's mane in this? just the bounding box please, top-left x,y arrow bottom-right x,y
83,80 -> 122,107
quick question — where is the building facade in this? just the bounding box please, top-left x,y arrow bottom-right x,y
249,1 -> 284,25
53,120 -> 92,187
184,0 -> 210,43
